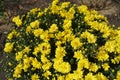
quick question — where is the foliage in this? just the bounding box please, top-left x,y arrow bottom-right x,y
3,0 -> 120,80
0,0 -> 4,17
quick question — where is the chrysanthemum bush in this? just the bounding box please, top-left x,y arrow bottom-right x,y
3,0 -> 120,80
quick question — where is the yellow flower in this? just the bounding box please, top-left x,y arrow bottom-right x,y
55,41 -> 62,47
71,37 -> 82,50
31,73 -> 40,80
102,63 -> 110,71
41,54 -> 49,63
65,7 -> 75,20
89,63 -> 99,72
55,31 -> 65,40
23,57 -> 31,72
4,42 -> 14,53
81,31 -> 96,43
53,61 -> 71,73
63,19 -> 72,30
69,7 -> 75,14
15,51 -> 23,61
63,30 -> 75,42
112,55 -> 120,64
115,41 -> 120,54
33,46 -> 40,56
43,71 -> 51,79
78,5 -> 88,11
23,57 -> 31,64
33,28 -> 43,37
42,62 -> 52,71
30,8 -> 40,14
51,4 -> 60,14
49,24 -> 58,33
59,9 -> 67,17
116,71 -> 120,80
65,73 -> 74,80
7,33 -> 13,39
106,30 -> 120,53
52,0 -> 59,5
88,21 -> 99,30
61,2 -> 70,9
7,29 -> 17,39
23,64 -> 30,72
26,26 -> 32,33
13,63 -> 23,78
65,12 -> 74,20
30,20 -> 40,28
104,40 -> 115,53
84,14 -> 94,22
8,78 -> 13,80
12,16 -> 22,27
16,32 -> 20,37
40,30 -> 50,41
78,5 -> 89,15
94,14 -> 107,22
38,42 -> 51,55
31,58 -> 42,69
90,10 -> 98,15
51,0 -> 59,14
72,70 -> 83,79
23,46 -> 31,53
96,73 -> 108,80
53,57 -> 63,63
98,22 -> 111,38
55,47 -> 66,58
49,33 -> 54,38
97,48 -> 109,61
37,12 -> 43,17
8,62 -> 12,66
74,50 -> 83,60
66,70 -> 83,80
88,21 -> 110,38
78,58 -> 90,70
57,75 -> 65,80
85,73 -> 97,80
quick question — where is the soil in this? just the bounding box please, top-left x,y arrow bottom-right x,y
0,0 -> 120,79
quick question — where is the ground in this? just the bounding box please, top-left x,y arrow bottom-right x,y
0,0 -> 120,79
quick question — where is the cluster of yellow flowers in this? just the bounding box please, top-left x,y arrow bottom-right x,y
4,0 -> 120,80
